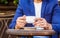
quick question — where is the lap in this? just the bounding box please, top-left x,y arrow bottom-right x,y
33,36 -> 49,38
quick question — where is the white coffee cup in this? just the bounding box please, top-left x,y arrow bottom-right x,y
26,16 -> 35,23
26,16 -> 44,30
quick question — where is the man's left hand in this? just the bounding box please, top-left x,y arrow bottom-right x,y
33,18 -> 52,30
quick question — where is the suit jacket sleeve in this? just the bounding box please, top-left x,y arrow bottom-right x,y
52,3 -> 60,33
9,0 -> 23,29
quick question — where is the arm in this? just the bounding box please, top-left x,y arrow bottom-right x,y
9,0 -> 23,29
52,4 -> 60,33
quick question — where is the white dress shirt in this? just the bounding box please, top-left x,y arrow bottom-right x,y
34,2 -> 42,18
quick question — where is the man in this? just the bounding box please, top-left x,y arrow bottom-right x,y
9,0 -> 60,38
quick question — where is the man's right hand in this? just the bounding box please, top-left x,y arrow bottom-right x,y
15,15 -> 26,29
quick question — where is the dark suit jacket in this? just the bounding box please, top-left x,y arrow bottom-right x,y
9,0 -> 60,38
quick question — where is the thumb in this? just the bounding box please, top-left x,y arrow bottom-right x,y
22,15 -> 26,19
23,15 -> 26,17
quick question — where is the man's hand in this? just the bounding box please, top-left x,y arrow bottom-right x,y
15,15 -> 26,29
33,18 -> 52,30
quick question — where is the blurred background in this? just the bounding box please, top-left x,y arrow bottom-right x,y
0,0 -> 18,38
0,0 -> 60,38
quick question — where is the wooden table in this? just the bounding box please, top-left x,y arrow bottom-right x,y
6,29 -> 55,38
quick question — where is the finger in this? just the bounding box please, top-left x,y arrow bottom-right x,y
17,19 -> 24,22
23,15 -> 26,17
39,22 -> 48,28
22,15 -> 26,20
16,19 -> 26,25
17,16 -> 26,20
16,21 -> 25,25
33,21 -> 40,27
19,17 -> 26,20
34,18 -> 44,22
42,18 -> 47,22
34,23 -> 45,28
38,18 -> 47,25
16,22 -> 25,27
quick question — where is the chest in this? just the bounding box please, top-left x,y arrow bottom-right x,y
22,2 -> 54,18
